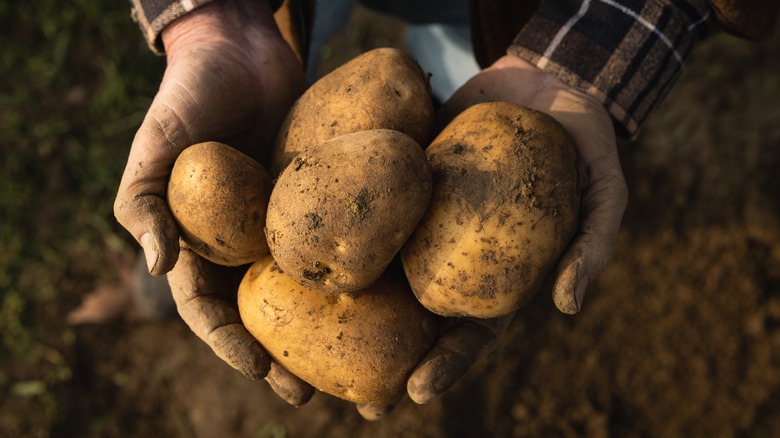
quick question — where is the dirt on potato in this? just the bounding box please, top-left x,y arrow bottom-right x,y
267,129 -> 431,294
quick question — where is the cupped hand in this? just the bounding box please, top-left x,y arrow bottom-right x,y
113,0 -> 312,404
115,0 -> 306,275
361,53 -> 629,418
436,53 -> 628,315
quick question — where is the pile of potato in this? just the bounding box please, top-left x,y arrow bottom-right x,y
167,48 -> 581,406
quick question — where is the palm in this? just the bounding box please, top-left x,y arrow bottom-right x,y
151,45 -> 298,163
115,37 -> 305,273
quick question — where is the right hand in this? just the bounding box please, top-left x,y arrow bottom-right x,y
113,0 -> 312,405
115,0 -> 306,275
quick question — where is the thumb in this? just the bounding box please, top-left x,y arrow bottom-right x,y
552,154 -> 628,313
407,315 -> 512,404
113,195 -> 179,276
528,84 -> 627,314
114,103 -> 192,275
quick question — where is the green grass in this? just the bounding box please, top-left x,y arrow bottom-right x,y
0,1 -> 162,435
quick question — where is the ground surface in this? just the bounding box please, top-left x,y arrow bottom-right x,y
2,4 -> 779,438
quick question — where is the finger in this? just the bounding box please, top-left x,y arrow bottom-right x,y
356,402 -> 396,421
167,246 -> 271,379
553,153 -> 628,314
407,315 -> 512,404
265,362 -> 315,407
113,195 -> 180,276
528,85 -> 628,314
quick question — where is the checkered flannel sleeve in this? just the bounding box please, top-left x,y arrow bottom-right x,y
510,0 -> 713,137
130,0 -> 284,54
130,0 -> 218,54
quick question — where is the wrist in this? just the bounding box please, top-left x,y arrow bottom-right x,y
491,54 -> 609,120
490,55 -> 585,101
162,0 -> 280,60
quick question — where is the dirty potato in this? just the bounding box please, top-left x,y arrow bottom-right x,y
401,102 -> 581,318
168,141 -> 273,266
270,47 -> 434,176
266,129 -> 432,293
237,255 -> 439,405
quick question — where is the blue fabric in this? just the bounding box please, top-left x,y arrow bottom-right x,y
359,0 -> 470,25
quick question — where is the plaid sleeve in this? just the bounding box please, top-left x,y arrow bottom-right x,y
130,0 -> 219,55
509,0 -> 713,137
130,0 -> 285,55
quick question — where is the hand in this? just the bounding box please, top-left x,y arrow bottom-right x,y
113,0 -> 312,404
358,54 -> 628,418
437,54 -> 628,314
115,0 -> 306,275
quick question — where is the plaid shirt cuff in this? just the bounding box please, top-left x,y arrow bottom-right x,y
130,0 -> 284,55
510,0 -> 712,137
130,0 -> 219,55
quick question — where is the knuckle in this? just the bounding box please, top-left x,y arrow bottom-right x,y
582,236 -> 617,276
112,193 -> 138,232
113,196 -> 127,223
147,102 -> 192,152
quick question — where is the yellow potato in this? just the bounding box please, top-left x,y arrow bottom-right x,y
270,47 -> 434,176
266,129 -> 432,293
168,141 -> 272,266
401,102 -> 582,318
238,256 -> 439,405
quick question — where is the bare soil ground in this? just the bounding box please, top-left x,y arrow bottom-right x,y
5,6 -> 780,438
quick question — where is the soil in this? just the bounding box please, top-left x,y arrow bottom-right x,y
57,19 -> 780,438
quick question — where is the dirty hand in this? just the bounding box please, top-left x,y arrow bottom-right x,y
356,54 -> 629,417
113,0 -> 311,404
437,53 -> 628,315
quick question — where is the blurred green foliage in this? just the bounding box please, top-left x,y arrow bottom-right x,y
0,0 -> 162,435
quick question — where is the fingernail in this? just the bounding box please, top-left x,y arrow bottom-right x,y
356,403 -> 395,421
140,233 -> 158,274
407,354 -> 469,404
574,277 -> 588,311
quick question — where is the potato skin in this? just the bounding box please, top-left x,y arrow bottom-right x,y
237,256 -> 439,405
270,47 -> 434,176
401,102 -> 581,318
168,141 -> 273,266
266,129 -> 432,293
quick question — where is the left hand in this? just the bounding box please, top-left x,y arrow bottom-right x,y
436,54 -> 628,316
357,54 -> 628,420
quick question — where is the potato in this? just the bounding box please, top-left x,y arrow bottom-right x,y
270,47 -> 434,176
238,256 -> 439,405
168,141 -> 273,266
266,129 -> 432,293
401,102 -> 581,318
